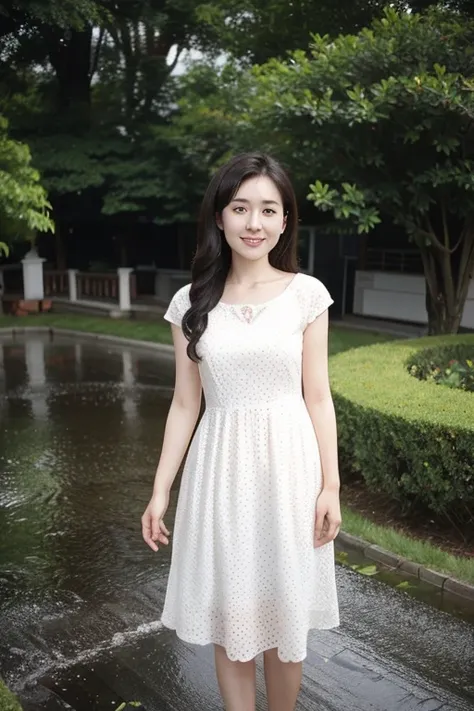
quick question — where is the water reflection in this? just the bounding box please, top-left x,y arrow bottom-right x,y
1,332 -> 474,711
0,333 -> 175,615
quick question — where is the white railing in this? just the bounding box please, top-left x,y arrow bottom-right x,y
365,248 -> 423,274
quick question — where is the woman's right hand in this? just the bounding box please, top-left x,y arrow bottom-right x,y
141,490 -> 170,552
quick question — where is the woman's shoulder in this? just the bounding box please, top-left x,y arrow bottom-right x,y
295,272 -> 330,294
173,283 -> 192,300
294,272 -> 334,323
164,283 -> 192,326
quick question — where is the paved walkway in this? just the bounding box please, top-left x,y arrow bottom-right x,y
2,326 -> 472,711
12,493 -> 474,711
17,560 -> 474,711
333,314 -> 427,338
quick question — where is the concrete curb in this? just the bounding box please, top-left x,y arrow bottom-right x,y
338,530 -> 474,602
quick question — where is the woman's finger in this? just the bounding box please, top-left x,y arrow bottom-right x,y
159,520 -> 170,536
151,516 -> 161,542
142,518 -> 159,552
315,522 -> 341,548
314,508 -> 327,543
157,527 -> 169,545
326,520 -> 341,542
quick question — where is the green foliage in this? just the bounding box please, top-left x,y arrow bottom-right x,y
239,8 -> 474,232
0,114 -> 53,241
0,678 -> 23,711
408,344 -> 474,391
0,0 -> 414,227
340,505 -> 474,583
330,334 -> 474,525
198,0 -> 407,64
29,134 -> 108,194
212,7 -> 474,333
0,0 -> 237,224
0,0 -> 109,28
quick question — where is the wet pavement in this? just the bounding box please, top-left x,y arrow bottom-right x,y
0,332 -> 473,711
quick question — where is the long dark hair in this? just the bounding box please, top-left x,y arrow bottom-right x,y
183,152 -> 299,362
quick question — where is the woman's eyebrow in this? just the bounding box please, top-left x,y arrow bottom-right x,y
231,198 -> 280,206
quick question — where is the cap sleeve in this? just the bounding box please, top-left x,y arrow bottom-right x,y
163,284 -> 191,327
306,276 -> 334,325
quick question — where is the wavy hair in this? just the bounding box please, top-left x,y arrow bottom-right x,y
182,152 -> 299,362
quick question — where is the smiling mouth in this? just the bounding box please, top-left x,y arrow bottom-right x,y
241,237 -> 264,247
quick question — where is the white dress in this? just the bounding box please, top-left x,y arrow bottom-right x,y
162,272 -> 339,662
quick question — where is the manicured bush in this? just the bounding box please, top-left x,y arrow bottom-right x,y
0,679 -> 23,711
330,335 -> 474,525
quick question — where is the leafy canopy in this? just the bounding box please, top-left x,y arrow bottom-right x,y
225,8 -> 474,240
0,114 -> 53,241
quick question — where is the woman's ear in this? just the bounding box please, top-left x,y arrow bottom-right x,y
282,214 -> 288,233
215,212 -> 223,231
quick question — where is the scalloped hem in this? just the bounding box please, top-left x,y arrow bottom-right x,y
161,617 -> 340,664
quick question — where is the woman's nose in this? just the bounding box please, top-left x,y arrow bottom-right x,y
246,211 -> 262,231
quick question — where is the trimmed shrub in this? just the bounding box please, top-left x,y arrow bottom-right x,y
0,680 -> 23,711
330,334 -> 474,524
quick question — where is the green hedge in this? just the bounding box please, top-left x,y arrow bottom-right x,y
0,680 -> 22,711
330,334 -> 474,523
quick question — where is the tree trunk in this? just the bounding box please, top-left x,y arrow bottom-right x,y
46,26 -> 93,126
419,224 -> 474,335
55,223 -> 67,271
426,294 -> 463,334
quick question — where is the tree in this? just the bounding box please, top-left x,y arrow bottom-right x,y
0,0 -> 233,230
0,0 -> 413,237
227,8 -> 474,334
199,0 -> 409,65
0,113 -> 53,242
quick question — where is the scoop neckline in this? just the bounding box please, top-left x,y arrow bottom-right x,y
218,272 -> 300,308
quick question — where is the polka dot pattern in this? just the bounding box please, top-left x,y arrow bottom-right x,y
162,273 -> 339,662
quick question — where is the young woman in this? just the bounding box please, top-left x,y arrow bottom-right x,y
142,152 -> 341,711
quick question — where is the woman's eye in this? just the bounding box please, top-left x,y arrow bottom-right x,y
232,206 -> 277,215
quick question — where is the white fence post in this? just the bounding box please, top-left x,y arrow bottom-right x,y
68,269 -> 78,302
21,248 -> 45,300
117,268 -> 133,311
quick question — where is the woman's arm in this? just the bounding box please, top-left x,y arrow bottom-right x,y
152,324 -> 202,496
302,309 -> 341,547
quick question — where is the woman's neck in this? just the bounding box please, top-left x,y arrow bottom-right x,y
226,257 -> 281,286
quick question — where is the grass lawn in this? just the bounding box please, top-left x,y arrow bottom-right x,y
341,506 -> 474,585
0,312 -> 472,585
0,313 -> 391,352
0,313 -> 173,344
329,325 -> 394,355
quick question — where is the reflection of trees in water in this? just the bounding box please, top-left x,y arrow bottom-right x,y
0,334 -> 172,605
0,340 -> 59,593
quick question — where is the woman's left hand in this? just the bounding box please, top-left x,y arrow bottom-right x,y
314,488 -> 342,548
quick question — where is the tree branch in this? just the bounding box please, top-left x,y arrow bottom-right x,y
423,215 -> 451,254
440,198 -> 449,250
90,26 -> 105,80
456,220 -> 474,302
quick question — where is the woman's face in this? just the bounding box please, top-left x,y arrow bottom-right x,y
216,175 -> 287,262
